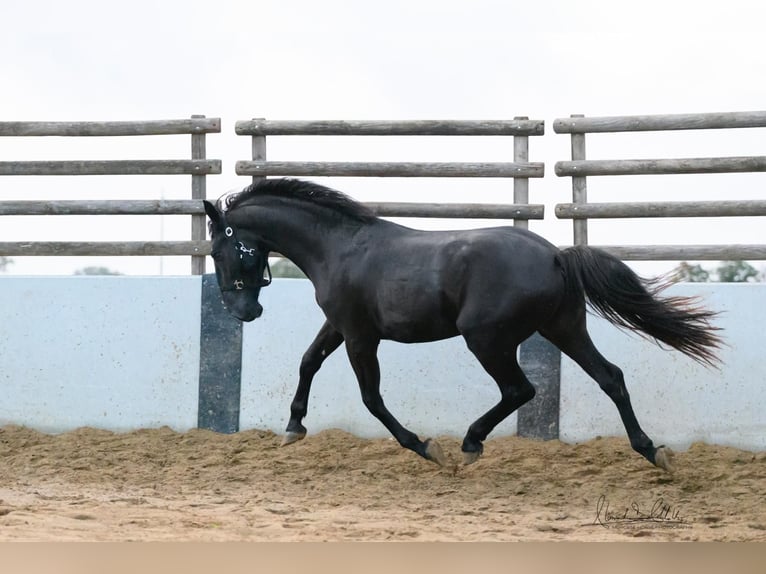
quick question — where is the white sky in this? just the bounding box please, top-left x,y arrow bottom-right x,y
1,0 -> 765,276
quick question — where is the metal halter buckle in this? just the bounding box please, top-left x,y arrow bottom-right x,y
238,241 -> 256,259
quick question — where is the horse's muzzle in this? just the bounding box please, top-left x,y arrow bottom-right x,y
238,302 -> 263,322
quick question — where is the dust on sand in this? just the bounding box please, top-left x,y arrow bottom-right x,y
0,425 -> 764,541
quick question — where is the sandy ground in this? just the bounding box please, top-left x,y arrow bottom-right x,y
0,424 -> 764,541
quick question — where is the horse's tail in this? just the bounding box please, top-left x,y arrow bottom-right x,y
558,245 -> 723,366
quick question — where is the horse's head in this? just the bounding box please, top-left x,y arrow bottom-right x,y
203,200 -> 272,321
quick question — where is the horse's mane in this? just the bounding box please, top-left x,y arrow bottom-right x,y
222,178 -> 376,223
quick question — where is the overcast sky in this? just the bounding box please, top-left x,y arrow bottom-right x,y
2,0 -> 765,275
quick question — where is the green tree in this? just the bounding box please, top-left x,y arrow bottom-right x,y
673,260 -> 763,283
269,258 -> 307,279
715,260 -> 761,283
74,266 -> 123,276
673,262 -> 710,282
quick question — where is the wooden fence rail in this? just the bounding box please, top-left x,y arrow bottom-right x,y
555,157 -> 766,177
0,160 -> 220,177
235,118 -> 545,225
0,200 -> 205,216
0,118 -> 221,137
236,161 -> 543,179
365,202 -> 543,220
235,119 -> 544,136
0,199 -> 543,220
0,241 -> 210,257
553,110 -> 766,260
552,111 -> 766,133
555,200 -> 766,219
0,116 -> 221,273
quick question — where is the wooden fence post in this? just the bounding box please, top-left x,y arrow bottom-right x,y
570,114 -> 588,246
513,116 -> 529,230
191,114 -> 208,275
251,118 -> 267,185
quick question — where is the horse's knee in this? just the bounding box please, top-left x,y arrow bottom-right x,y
298,355 -> 319,380
300,331 -> 342,380
299,346 -> 328,379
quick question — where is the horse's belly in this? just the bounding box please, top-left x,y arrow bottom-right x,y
383,323 -> 459,344
376,306 -> 459,343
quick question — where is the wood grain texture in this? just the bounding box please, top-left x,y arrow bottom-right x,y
0,200 -> 204,215
366,202 -> 544,219
236,161 -> 544,178
235,119 -> 545,136
591,244 -> 766,261
0,160 -> 222,176
553,111 -> 766,133
513,116 -> 530,230
0,241 -> 211,257
555,156 -> 766,177
0,118 -> 221,136
556,200 -> 766,219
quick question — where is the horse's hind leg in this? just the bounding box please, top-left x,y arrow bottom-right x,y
283,320 -> 344,446
540,313 -> 675,472
461,330 -> 536,465
345,337 -> 448,466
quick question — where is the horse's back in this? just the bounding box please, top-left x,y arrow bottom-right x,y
371,223 -> 564,305
328,222 -> 566,343
437,225 -> 561,279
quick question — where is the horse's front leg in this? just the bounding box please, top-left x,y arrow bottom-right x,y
282,320 -> 344,446
345,338 -> 447,466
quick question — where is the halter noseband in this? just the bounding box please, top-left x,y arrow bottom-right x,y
219,224 -> 272,292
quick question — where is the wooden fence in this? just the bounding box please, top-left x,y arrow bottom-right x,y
0,116 -> 221,274
234,118 -> 545,228
554,110 -> 766,260
6,112 -> 766,273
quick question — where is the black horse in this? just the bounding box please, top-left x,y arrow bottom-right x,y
203,178 -> 722,472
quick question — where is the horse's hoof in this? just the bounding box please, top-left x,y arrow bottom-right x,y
654,446 -> 676,473
462,450 -> 482,466
280,431 -> 307,447
424,439 -> 447,466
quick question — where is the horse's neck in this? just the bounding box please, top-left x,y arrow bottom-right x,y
231,203 -> 376,280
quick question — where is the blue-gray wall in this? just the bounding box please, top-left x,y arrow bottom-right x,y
1,276 -> 763,451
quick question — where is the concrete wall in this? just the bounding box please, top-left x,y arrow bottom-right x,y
0,276 -> 763,452
560,283 -> 766,451
0,276 -> 201,433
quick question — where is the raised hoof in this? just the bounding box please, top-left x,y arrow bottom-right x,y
462,450 -> 482,466
654,446 -> 676,473
280,431 -> 307,447
424,439 -> 447,467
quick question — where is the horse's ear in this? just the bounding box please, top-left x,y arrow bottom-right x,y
203,200 -> 221,226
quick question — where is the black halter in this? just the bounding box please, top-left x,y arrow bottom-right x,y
219,223 -> 272,292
